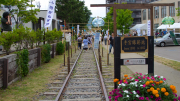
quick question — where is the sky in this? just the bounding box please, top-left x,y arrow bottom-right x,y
33,0 -> 106,18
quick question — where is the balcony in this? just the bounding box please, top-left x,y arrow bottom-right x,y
132,14 -> 141,18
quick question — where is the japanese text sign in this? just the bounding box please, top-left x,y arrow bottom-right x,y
44,0 -> 56,28
121,36 -> 148,53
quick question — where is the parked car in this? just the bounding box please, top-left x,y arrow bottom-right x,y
154,33 -> 180,47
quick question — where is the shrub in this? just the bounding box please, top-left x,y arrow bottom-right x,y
0,31 -> 16,55
41,44 -> 51,63
56,41 -> 64,55
16,49 -> 29,77
45,30 -> 55,44
36,28 -> 44,47
110,72 -> 180,101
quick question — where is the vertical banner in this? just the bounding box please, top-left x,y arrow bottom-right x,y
170,31 -> 179,45
77,25 -> 79,35
44,0 -> 56,28
94,33 -> 100,49
147,20 -> 151,36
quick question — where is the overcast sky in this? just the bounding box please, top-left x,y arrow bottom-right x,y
33,0 -> 106,18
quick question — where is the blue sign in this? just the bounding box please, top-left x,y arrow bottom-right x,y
94,33 -> 100,49
72,27 -> 74,29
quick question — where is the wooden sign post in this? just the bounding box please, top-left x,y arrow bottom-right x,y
91,3 -> 174,89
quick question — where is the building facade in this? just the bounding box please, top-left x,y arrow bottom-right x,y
106,0 -> 158,26
141,0 -> 180,32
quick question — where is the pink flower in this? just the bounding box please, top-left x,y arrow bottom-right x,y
178,96 -> 180,100
143,77 -> 146,79
129,77 -> 132,79
143,84 -> 146,87
135,79 -> 139,82
146,97 -> 149,101
151,84 -> 154,86
139,73 -> 142,75
147,77 -> 150,79
138,77 -> 141,79
163,78 -> 166,81
150,95 -> 153,98
158,76 -> 160,78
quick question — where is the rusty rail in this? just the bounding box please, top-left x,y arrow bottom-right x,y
93,48 -> 109,101
55,49 -> 82,101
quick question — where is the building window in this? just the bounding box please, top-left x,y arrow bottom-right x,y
143,9 -> 146,20
125,0 -> 136,3
148,9 -> 150,19
161,6 -> 166,18
154,23 -> 159,32
169,5 -> 175,17
154,7 -> 159,19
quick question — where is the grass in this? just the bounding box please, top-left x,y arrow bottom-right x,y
0,44 -> 77,101
137,53 -> 180,71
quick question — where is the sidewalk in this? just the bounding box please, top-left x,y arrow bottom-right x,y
102,43 -> 180,96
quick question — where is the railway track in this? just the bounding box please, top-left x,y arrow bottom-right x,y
39,48 -> 108,101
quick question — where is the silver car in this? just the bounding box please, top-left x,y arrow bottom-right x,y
154,33 -> 180,47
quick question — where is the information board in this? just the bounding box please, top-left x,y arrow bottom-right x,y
121,36 -> 148,53
94,33 -> 100,49
123,59 -> 146,65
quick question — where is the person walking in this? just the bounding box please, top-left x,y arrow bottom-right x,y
87,35 -> 92,50
104,34 -> 107,45
1,12 -> 12,51
109,33 -> 114,54
77,35 -> 82,50
155,31 -> 158,39
83,36 -> 89,51
101,34 -> 104,45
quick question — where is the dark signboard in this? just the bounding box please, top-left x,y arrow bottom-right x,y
121,36 -> 148,53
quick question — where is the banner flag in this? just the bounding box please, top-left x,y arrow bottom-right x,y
77,25 -> 79,35
147,20 -> 151,36
94,33 -> 100,49
44,0 -> 56,28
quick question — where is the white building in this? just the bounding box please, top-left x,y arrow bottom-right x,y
24,10 -> 59,31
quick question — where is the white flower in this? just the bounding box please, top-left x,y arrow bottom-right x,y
145,73 -> 148,75
121,83 -> 126,86
127,95 -> 129,97
133,91 -> 136,94
160,76 -> 163,78
140,85 -> 143,87
131,78 -> 134,80
136,95 -> 139,97
124,90 -> 129,93
139,81 -> 142,82
135,84 -> 137,87
155,75 -> 157,77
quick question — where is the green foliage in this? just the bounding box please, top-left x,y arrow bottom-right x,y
103,2 -> 133,35
36,28 -> 44,47
26,29 -> 36,49
56,41 -> 64,55
1,0 -> 40,27
0,31 -> 16,55
56,0 -> 92,27
45,29 -> 63,44
16,49 -> 29,77
41,44 -> 51,63
176,7 -> 180,17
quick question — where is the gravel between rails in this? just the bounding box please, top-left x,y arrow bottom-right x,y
61,50 -> 104,101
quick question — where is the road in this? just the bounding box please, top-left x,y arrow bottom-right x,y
154,45 -> 180,62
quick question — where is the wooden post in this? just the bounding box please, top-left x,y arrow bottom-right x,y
51,44 -> 55,58
3,58 -> 8,89
71,47 -> 72,58
64,54 -> 65,66
150,7 -> 154,36
75,46 -> 76,53
99,55 -> 102,73
107,20 -> 109,66
102,47 -> 103,57
37,48 -> 41,67
67,57 -> 70,73
107,53 -> 109,66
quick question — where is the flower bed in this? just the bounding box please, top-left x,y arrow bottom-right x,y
109,72 -> 180,101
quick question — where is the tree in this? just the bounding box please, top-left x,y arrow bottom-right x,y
103,3 -> 133,35
176,7 -> 180,17
56,0 -> 92,27
0,0 -> 40,27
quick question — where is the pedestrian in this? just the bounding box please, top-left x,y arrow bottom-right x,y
104,34 -> 108,45
87,35 -> 92,50
101,34 -> 104,45
77,35 -> 82,50
83,36 -> 89,51
134,31 -> 137,36
109,33 -> 114,54
155,31 -> 158,39
1,12 -> 12,51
